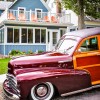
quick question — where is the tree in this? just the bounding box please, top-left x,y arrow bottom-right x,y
62,0 -> 100,30
56,0 -> 62,13
44,0 -> 47,2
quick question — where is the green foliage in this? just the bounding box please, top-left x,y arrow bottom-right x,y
27,50 -> 33,54
62,0 -> 100,18
62,0 -> 79,14
0,58 -> 11,74
9,49 -> 44,56
9,50 -> 26,56
38,50 -> 44,53
85,0 -> 100,19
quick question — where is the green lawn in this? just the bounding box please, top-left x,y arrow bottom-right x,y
0,58 -> 11,75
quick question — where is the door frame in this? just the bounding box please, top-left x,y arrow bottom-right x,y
47,29 -> 60,51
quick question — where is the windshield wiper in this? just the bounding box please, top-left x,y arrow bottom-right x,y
66,46 -> 74,51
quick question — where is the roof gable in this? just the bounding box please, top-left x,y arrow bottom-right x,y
9,0 -> 50,11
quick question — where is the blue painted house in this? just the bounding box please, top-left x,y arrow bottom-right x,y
0,0 -> 72,55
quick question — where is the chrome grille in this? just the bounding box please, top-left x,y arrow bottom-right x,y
7,74 -> 20,94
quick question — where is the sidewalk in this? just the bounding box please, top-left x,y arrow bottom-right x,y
0,74 -> 6,100
0,74 -> 6,83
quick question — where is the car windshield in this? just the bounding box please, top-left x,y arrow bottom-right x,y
54,36 -> 79,55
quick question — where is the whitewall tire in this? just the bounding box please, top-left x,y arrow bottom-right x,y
30,82 -> 54,100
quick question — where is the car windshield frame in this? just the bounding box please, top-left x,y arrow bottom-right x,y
54,35 -> 80,55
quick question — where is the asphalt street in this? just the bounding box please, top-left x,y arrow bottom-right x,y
53,87 -> 100,100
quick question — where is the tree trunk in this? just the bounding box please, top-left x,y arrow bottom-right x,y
77,0 -> 85,30
56,0 -> 61,14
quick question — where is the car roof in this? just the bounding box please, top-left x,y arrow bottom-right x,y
66,27 -> 100,39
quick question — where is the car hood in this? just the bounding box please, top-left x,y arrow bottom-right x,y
8,52 -> 73,74
9,52 -> 72,66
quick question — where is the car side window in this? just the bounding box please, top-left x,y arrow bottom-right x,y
79,37 -> 98,52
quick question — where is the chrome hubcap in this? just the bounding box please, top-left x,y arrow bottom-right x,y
36,86 -> 47,97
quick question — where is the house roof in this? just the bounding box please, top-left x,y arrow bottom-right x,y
8,0 -> 50,11
85,16 -> 100,22
0,1 -> 12,10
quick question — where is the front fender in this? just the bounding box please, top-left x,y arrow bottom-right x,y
16,68 -> 91,99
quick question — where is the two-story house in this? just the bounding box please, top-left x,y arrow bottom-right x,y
0,0 -> 73,55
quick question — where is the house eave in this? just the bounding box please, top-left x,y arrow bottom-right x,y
2,20 -> 73,27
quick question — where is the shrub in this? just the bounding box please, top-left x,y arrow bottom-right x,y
9,50 -> 25,56
27,50 -> 33,54
38,50 -> 44,53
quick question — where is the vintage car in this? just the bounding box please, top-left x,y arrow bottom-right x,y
3,27 -> 100,100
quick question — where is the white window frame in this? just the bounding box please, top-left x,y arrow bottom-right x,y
6,26 -> 47,45
34,27 -> 46,44
35,8 -> 42,18
7,27 -> 20,44
18,7 -> 26,16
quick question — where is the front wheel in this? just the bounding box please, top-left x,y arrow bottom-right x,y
30,82 -> 54,100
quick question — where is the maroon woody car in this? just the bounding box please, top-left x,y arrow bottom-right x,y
3,27 -> 100,100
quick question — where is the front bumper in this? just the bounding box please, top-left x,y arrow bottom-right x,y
3,79 -> 20,100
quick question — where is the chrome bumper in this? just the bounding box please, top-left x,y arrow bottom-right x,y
3,79 -> 20,100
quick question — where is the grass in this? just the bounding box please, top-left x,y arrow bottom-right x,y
0,58 -> 11,75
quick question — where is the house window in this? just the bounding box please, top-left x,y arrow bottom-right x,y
21,28 -> 33,43
35,29 -> 46,43
70,29 -> 76,32
2,29 -> 4,43
41,29 -> 46,43
7,28 -> 13,43
53,32 -> 57,45
0,30 -> 1,43
7,28 -> 19,43
60,29 -> 66,38
0,29 -> 4,43
35,9 -> 42,18
28,29 -> 33,43
14,29 -> 19,43
48,31 -> 50,43
18,7 -> 25,14
21,28 -> 27,43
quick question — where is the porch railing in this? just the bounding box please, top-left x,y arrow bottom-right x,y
0,9 -> 71,24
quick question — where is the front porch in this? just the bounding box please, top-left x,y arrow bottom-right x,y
0,21 -> 68,55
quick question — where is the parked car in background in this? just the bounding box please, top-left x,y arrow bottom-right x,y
3,27 -> 100,100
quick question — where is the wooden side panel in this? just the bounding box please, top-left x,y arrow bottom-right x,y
73,35 -> 100,85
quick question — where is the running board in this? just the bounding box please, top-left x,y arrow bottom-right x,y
61,84 -> 100,97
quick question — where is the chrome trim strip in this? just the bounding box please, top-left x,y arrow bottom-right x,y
61,85 -> 100,97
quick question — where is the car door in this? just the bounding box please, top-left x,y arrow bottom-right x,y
73,35 -> 100,85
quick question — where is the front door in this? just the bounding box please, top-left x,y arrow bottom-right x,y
73,35 -> 100,85
47,30 -> 59,51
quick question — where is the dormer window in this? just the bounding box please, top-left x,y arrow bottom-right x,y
35,9 -> 42,19
18,7 -> 26,21
18,7 -> 26,15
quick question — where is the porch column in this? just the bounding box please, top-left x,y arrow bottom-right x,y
30,9 -> 32,21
